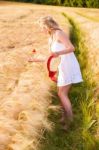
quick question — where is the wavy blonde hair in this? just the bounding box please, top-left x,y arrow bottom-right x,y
36,16 -> 60,34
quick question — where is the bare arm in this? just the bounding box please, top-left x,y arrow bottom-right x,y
55,30 -> 75,56
28,56 -> 48,63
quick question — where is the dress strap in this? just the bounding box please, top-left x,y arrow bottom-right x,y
49,28 -> 62,51
50,28 -> 62,47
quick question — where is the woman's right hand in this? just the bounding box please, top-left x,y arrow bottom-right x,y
27,58 -> 34,62
27,57 -> 47,62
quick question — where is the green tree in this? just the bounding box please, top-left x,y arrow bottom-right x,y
3,0 -> 99,8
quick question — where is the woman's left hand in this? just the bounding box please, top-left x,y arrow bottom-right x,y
51,52 -> 59,57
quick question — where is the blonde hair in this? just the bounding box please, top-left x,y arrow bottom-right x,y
36,16 -> 60,33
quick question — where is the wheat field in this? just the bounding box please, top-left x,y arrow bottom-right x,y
0,1 -> 99,150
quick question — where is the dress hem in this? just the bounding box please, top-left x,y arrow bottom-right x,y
57,79 -> 83,87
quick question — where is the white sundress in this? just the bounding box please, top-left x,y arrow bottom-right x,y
48,38 -> 83,86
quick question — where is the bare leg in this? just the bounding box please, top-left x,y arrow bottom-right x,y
59,102 -> 67,124
60,94 -> 73,122
57,84 -> 73,126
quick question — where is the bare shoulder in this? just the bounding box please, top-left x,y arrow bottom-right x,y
55,29 -> 75,50
55,29 -> 68,40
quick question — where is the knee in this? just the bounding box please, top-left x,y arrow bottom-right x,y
58,91 -> 61,97
58,91 -> 67,97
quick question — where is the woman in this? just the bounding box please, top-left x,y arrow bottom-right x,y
29,16 -> 83,130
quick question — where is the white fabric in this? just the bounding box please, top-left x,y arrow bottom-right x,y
49,39 -> 83,86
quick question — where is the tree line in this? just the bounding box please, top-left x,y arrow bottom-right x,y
4,0 -> 99,8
